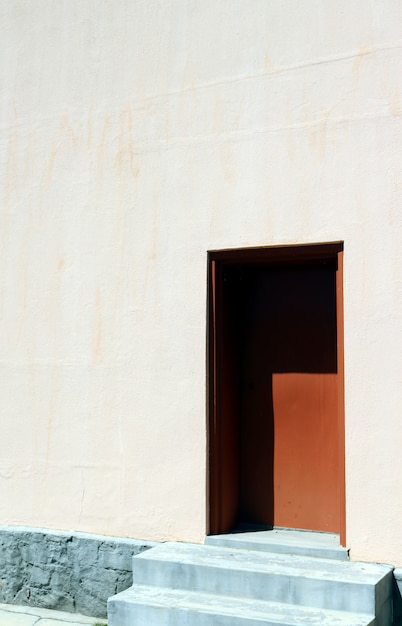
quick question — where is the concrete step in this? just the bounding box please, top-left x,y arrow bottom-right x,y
130,542 -> 393,616
205,529 -> 349,560
107,542 -> 393,626
108,583 -> 376,626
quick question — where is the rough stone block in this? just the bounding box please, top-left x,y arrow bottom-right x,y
98,544 -> 132,571
28,565 -> 51,587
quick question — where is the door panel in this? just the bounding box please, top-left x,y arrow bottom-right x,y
273,373 -> 339,531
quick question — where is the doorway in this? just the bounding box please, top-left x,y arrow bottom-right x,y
207,243 -> 345,545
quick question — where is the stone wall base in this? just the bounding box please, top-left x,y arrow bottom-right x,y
0,526 -> 155,618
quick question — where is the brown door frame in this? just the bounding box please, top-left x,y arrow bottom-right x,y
207,242 -> 346,546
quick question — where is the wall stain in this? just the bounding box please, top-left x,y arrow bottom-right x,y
389,90 -> 401,117
93,287 -> 102,362
181,57 -> 196,93
264,52 -> 276,74
115,107 -> 141,179
234,84 -> 246,128
309,110 -> 330,159
45,252 -> 66,463
1,113 -> 20,318
97,115 -> 111,176
286,99 -> 296,162
22,129 -> 35,182
17,270 -> 28,342
352,45 -> 371,84
40,114 -> 79,199
41,146 -> 58,191
220,141 -> 235,184
79,468 -> 86,523
87,103 -> 93,150
60,115 -> 78,148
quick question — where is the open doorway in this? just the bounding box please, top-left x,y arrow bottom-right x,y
207,243 -> 345,545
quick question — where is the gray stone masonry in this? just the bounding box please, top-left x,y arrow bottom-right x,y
0,526 -> 155,619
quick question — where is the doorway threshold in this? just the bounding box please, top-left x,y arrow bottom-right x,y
205,528 -> 349,561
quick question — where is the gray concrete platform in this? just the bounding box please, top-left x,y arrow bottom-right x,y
0,603 -> 107,626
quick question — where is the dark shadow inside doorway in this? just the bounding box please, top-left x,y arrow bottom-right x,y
223,263 -> 337,528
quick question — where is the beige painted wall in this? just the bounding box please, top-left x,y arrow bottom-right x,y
0,0 -> 401,564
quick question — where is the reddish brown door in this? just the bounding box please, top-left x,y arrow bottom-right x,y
208,244 -> 345,541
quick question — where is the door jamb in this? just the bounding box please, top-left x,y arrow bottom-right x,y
206,242 -> 346,545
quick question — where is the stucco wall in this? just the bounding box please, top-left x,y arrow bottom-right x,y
0,1 -> 401,564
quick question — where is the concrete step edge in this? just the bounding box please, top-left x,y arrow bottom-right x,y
130,543 -> 393,616
108,584 -> 375,626
205,532 -> 349,560
133,541 -> 392,584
